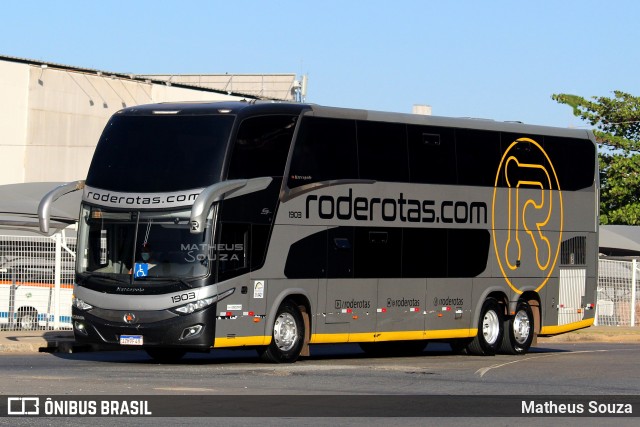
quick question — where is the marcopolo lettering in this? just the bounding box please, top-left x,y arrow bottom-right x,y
305,188 -> 487,224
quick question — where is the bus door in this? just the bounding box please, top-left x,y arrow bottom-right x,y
351,227 -> 425,341
214,222 -> 267,340
323,227 -> 377,342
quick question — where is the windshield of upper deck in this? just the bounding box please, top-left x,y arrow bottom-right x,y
86,114 -> 235,192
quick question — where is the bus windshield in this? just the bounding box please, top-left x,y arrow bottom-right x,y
86,114 -> 235,193
77,205 -> 213,282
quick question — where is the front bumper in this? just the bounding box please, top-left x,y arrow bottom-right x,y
72,304 -> 217,351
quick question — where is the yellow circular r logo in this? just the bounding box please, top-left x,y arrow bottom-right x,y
492,138 -> 563,294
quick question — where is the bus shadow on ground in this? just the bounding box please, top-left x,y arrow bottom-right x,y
49,341 -> 570,365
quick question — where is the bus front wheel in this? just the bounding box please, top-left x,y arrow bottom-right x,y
500,301 -> 534,355
260,300 -> 304,363
467,298 -> 504,356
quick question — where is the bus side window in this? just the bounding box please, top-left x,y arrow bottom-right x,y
287,117 -> 358,188
250,224 -> 271,271
284,229 -> 328,279
228,115 -> 297,179
357,121 -> 409,182
217,223 -> 250,282
327,227 -> 354,278
447,229 -> 490,277
407,125 -> 456,185
401,228 -> 448,278
497,133 -> 548,188
354,228 -> 401,278
543,136 -> 596,191
455,128 -> 502,187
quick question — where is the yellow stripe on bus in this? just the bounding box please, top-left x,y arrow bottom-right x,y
310,329 -> 477,344
213,336 -> 271,348
539,318 -> 594,336
202,321 -> 596,348
214,329 -> 478,348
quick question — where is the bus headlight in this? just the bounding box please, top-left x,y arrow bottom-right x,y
171,288 -> 234,315
174,297 -> 215,314
72,296 -> 93,311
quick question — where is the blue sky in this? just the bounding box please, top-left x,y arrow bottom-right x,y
1,0 -> 637,128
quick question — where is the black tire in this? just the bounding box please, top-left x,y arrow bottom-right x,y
499,301 -> 534,355
467,298 -> 504,356
145,348 -> 187,363
18,309 -> 38,331
260,300 -> 304,363
359,340 -> 427,357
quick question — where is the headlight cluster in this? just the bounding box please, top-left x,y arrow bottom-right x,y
174,297 -> 215,314
172,288 -> 234,315
72,296 -> 93,311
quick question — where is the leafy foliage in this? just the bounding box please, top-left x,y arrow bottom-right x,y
552,91 -> 640,224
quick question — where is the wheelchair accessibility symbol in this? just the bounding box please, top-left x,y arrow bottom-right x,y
134,263 -> 149,278
492,137 -> 563,294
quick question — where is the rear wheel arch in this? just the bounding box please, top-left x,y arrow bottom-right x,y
470,290 -> 509,329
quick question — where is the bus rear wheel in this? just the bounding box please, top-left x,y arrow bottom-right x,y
500,301 -> 534,355
467,298 -> 504,356
260,300 -> 304,363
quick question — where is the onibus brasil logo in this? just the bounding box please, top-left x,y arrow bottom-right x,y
492,137 -> 563,294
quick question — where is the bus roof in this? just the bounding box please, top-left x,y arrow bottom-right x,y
116,101 -> 593,140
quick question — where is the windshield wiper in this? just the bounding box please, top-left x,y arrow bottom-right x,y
134,276 -> 193,288
78,272 -> 131,286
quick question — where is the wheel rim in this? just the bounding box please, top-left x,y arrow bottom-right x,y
512,309 -> 531,345
482,310 -> 500,345
273,312 -> 298,352
20,314 -> 36,330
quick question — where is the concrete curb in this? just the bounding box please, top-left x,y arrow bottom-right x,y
0,331 -> 76,353
538,326 -> 640,344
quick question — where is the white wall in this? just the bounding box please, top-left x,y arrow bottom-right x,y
0,61 -> 30,184
0,59 -> 246,185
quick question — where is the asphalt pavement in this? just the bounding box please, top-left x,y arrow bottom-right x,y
1,326 -> 639,354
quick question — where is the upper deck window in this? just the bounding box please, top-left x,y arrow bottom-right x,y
357,121 -> 409,182
407,125 -> 456,184
87,115 -> 234,192
288,117 -> 358,188
227,115 -> 297,179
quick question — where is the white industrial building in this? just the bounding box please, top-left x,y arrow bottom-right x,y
0,55 -> 302,186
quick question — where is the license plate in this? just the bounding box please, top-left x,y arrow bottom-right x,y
120,335 -> 144,346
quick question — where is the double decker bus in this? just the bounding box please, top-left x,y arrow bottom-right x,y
39,101 -> 598,362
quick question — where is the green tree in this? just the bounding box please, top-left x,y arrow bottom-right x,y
552,91 -> 640,225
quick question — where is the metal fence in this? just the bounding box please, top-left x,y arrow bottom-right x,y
596,258 -> 639,327
0,233 -> 76,330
